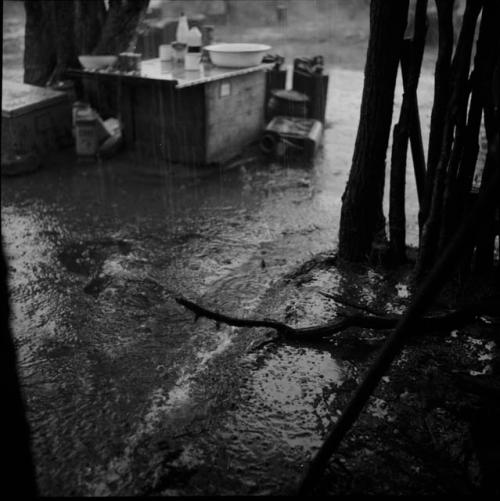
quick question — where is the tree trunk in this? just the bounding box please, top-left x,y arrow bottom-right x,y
416,0 -> 482,278
389,120 -> 409,263
474,48 -> 500,272
47,0 -> 80,85
92,0 -> 149,55
389,0 -> 428,264
23,0 -> 149,87
338,0 -> 409,262
420,0 -> 454,231
74,0 -> 107,55
23,1 -> 56,85
453,0 -> 500,226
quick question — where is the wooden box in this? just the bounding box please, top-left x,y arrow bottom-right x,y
2,81 -> 72,158
130,69 -> 267,165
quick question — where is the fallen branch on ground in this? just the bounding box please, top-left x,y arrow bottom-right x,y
318,290 -> 384,316
175,296 -> 487,343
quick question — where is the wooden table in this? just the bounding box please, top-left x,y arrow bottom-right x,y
66,60 -> 271,165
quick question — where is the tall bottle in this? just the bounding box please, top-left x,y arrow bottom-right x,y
176,12 -> 189,45
175,11 -> 189,65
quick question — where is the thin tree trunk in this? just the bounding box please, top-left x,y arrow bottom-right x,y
416,0 -> 481,278
408,89 -> 427,209
454,0 -> 500,222
75,0 -> 107,55
47,0 -> 79,85
420,0 -> 454,231
338,0 -> 409,262
474,51 -> 500,272
389,0 -> 428,264
389,119 -> 409,263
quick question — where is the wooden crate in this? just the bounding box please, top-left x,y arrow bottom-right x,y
130,81 -> 206,163
2,81 -> 72,158
205,70 -> 266,164
129,70 -> 266,165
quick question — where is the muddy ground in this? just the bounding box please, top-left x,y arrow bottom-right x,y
2,0 -> 500,496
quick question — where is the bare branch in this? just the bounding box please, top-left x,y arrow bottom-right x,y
175,296 -> 486,345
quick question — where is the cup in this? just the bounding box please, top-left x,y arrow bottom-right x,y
159,44 -> 171,61
171,42 -> 187,65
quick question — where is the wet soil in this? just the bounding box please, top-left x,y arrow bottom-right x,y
3,1 -> 499,496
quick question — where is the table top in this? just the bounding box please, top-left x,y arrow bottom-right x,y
68,59 -> 272,89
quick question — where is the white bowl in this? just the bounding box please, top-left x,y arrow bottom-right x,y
205,43 -> 271,68
78,55 -> 118,70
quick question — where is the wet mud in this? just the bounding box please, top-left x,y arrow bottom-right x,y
3,12 -> 498,492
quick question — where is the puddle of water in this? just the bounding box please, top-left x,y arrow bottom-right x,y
247,346 -> 344,443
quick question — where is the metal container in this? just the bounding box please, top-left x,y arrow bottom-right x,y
75,108 -> 99,158
118,52 -> 142,72
260,115 -> 323,158
293,62 -> 329,123
267,89 -> 309,119
72,101 -> 90,136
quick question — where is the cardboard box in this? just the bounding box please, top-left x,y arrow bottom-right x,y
2,80 -> 72,158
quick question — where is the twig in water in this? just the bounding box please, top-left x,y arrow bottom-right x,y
319,290 -> 384,316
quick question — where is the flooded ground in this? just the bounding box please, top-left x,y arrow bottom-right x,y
1,63 -> 437,494
3,1 -> 480,496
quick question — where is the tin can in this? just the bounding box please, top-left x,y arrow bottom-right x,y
171,42 -> 187,65
75,110 -> 98,159
159,44 -> 172,62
